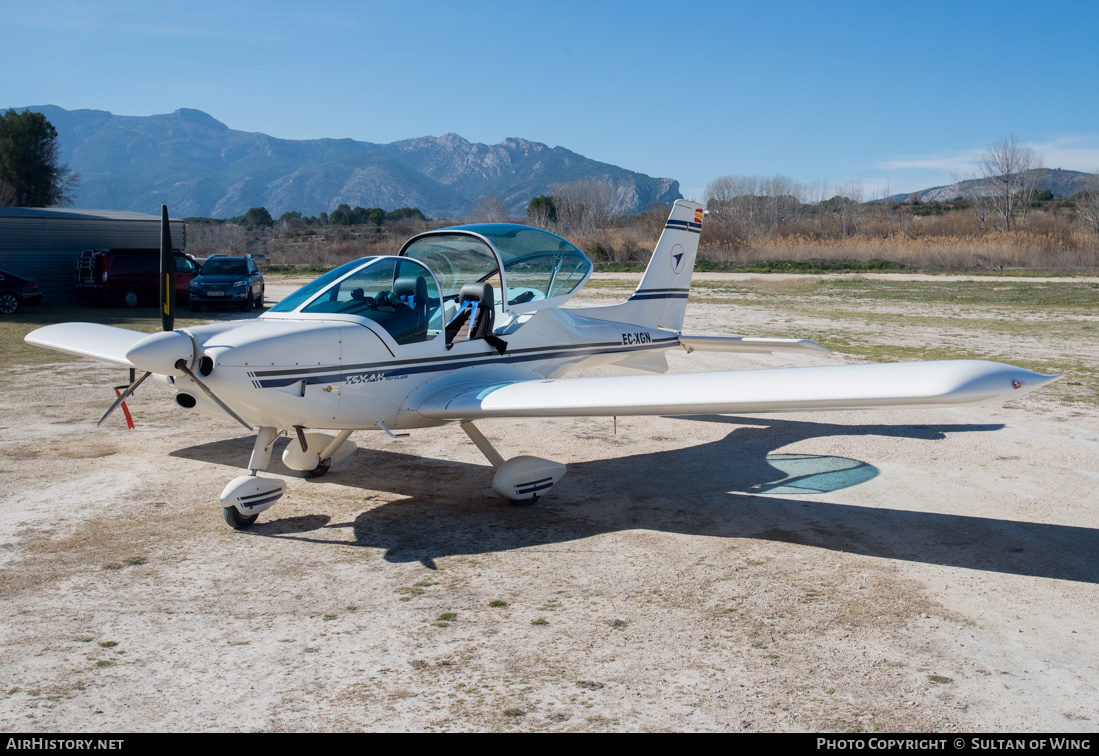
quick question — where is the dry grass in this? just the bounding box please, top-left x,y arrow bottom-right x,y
0,303 -> 209,370
568,218 -> 1097,272
701,230 -> 1099,270
0,505 -> 180,600
196,206 -> 1099,274
699,205 -> 1099,271
200,218 -> 444,269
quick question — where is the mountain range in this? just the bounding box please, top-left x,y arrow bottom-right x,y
888,168 -> 1094,204
16,105 -> 682,219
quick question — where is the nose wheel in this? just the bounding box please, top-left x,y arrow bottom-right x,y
222,506 -> 259,530
218,428 -> 285,530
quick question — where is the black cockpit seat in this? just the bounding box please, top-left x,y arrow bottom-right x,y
446,282 -> 495,346
394,275 -> 428,343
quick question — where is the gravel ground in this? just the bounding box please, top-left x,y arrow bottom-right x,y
0,274 -> 1095,732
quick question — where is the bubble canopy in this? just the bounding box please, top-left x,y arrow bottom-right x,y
398,224 -> 593,313
266,256 -> 443,346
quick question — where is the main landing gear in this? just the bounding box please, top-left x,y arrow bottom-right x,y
216,422 -> 566,529
460,421 -> 567,504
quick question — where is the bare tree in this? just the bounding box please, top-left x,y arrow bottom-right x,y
704,175 -> 738,207
187,222 -> 248,256
469,195 -> 510,223
758,174 -> 804,230
977,134 -> 1042,230
551,182 -> 585,233
586,180 -> 615,225
1079,171 -> 1099,238
704,175 -> 757,235
1016,167 -> 1042,226
705,175 -> 753,239
551,180 -> 616,234
866,180 -> 893,238
954,169 -> 996,231
802,180 -> 831,235
803,180 -> 830,206
832,180 -> 864,236
704,174 -> 806,238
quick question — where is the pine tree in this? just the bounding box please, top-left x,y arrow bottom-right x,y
0,110 -> 79,207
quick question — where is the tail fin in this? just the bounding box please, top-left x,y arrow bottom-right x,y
573,199 -> 704,331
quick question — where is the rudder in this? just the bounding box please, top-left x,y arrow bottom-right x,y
571,199 -> 703,331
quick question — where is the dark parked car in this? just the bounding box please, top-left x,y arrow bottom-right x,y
75,248 -> 199,307
0,269 -> 42,315
188,256 -> 264,312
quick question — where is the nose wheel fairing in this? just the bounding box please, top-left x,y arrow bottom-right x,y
220,475 -> 287,519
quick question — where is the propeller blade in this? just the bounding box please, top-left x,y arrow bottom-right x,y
160,205 -> 175,332
174,359 -> 253,430
97,371 -> 151,427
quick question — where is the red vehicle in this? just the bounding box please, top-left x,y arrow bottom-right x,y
75,248 -> 199,307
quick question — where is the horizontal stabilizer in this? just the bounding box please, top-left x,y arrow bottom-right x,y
679,335 -> 830,355
415,360 -> 1060,420
24,323 -> 147,368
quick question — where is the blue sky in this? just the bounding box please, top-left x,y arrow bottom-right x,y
3,0 -> 1098,201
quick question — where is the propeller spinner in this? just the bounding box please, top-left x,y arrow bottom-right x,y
99,206 -> 176,426
100,206 -> 251,430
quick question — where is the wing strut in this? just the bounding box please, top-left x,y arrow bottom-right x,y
461,421 -> 504,468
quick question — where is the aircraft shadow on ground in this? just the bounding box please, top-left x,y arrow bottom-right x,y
171,416 -> 1097,584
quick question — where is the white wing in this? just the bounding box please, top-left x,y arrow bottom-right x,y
24,323 -> 146,368
413,360 -> 1060,420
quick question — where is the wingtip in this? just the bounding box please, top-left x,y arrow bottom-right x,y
1010,368 -> 1063,395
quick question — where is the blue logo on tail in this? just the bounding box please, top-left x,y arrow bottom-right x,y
670,244 -> 686,274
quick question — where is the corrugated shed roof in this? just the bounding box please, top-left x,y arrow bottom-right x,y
0,207 -> 182,222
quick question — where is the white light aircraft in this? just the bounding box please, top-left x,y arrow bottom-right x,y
26,202 -> 1060,529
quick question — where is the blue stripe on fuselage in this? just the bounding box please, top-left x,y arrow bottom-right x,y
251,338 -> 679,389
